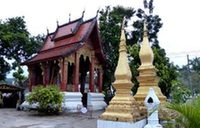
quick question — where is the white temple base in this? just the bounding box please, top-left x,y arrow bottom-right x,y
87,92 -> 107,111
97,119 -> 146,128
62,92 -> 83,112
20,93 -> 39,110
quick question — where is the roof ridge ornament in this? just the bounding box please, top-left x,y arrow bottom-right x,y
56,20 -> 59,27
82,10 -> 85,18
96,9 -> 100,18
46,28 -> 49,35
69,13 -> 71,22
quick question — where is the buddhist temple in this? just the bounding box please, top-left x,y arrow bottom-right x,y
134,23 -> 166,103
22,15 -> 107,111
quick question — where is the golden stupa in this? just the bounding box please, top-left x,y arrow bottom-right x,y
134,23 -> 166,103
100,19 -> 142,122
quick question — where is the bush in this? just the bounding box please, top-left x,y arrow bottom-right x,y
170,80 -> 191,103
27,85 -> 63,114
167,96 -> 200,128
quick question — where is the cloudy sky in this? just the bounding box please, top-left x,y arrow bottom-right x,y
1,0 -> 200,73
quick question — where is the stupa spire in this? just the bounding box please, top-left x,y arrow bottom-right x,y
139,23 -> 154,67
119,18 -> 126,51
114,18 -> 132,83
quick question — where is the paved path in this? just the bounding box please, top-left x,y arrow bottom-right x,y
0,109 -> 103,128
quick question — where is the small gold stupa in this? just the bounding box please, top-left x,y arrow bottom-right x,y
134,23 -> 166,103
100,19 -> 142,122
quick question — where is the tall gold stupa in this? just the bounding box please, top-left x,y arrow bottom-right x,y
134,23 -> 166,103
100,19 -> 142,122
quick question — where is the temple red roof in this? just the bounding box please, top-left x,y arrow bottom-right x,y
52,18 -> 82,41
23,16 -> 105,65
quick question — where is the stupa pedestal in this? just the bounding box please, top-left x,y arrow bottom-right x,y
98,19 -> 146,128
134,66 -> 166,103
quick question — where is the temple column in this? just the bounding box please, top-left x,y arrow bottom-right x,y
61,58 -> 68,91
98,68 -> 103,92
46,63 -> 50,85
40,63 -> 45,86
28,66 -> 35,92
42,62 -> 49,86
89,53 -> 95,92
73,52 -> 80,92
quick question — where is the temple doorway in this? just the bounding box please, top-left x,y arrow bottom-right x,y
34,64 -> 43,85
79,55 -> 90,107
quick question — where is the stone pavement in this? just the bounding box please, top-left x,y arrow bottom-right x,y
0,108 -> 103,128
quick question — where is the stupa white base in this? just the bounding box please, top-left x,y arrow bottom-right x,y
97,119 -> 146,128
20,93 -> 39,110
87,92 -> 107,111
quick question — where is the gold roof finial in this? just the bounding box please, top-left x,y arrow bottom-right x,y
46,28 -> 49,35
69,13 -> 71,22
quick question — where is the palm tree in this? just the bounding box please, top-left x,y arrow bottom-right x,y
167,96 -> 200,128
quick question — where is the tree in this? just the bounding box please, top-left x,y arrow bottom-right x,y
0,57 -> 10,81
99,0 -> 178,97
179,57 -> 200,94
170,80 -> 191,103
190,57 -> 200,74
0,16 -> 44,83
13,66 -> 27,86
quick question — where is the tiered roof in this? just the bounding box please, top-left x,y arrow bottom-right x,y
23,16 -> 104,65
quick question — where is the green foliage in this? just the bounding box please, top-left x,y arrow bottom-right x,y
27,85 -> 63,114
170,80 -> 191,103
0,16 -> 44,81
167,96 -> 200,128
13,66 -> 27,86
190,57 -> 200,74
0,57 -> 10,80
179,57 -> 200,94
153,48 -> 178,97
